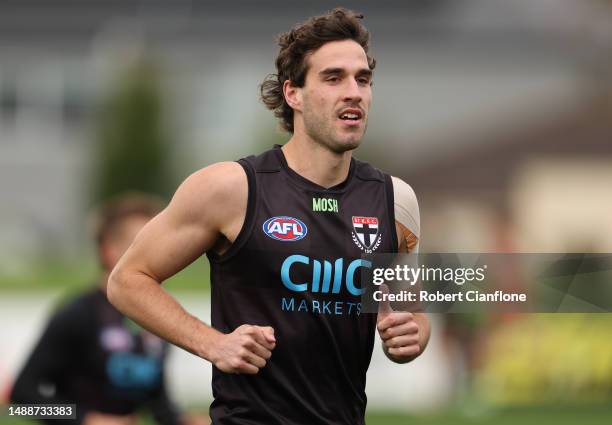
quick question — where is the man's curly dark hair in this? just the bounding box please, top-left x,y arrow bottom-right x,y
260,8 -> 376,133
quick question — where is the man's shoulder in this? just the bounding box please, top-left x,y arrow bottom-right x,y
352,157 -> 388,183
169,161 -> 248,233
390,175 -> 420,238
390,176 -> 418,203
238,146 -> 282,173
187,161 -> 246,190
177,162 -> 247,207
57,288 -> 98,315
44,288 -> 99,336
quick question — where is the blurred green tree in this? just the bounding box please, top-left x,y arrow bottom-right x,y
92,59 -> 173,204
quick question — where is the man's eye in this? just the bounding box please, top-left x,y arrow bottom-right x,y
358,78 -> 371,85
327,76 -> 340,82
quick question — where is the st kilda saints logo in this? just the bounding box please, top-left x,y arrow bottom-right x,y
351,216 -> 382,253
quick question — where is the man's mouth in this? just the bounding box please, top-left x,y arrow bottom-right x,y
338,108 -> 363,123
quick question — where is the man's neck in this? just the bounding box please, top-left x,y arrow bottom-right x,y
282,135 -> 353,189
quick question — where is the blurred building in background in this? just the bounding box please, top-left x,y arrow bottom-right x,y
1,0 -> 612,413
2,0 -> 612,263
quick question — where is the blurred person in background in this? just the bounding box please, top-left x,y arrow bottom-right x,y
10,193 -> 208,425
107,8 -> 429,425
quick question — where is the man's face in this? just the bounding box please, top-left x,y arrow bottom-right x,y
100,215 -> 150,272
297,39 -> 373,153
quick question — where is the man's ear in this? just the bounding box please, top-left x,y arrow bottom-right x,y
283,80 -> 302,112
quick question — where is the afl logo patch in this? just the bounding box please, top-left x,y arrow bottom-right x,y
263,216 -> 307,241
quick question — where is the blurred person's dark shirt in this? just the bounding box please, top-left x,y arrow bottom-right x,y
11,287 -> 180,425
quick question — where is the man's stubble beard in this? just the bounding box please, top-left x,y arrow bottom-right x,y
302,107 -> 367,155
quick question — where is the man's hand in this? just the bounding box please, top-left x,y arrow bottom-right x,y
209,325 -> 276,374
377,285 -> 423,363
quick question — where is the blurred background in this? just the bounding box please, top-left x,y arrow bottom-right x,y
1,0 -> 612,424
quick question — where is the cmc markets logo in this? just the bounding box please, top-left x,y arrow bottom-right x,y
281,255 -> 371,296
263,216 -> 308,242
279,255 -> 372,316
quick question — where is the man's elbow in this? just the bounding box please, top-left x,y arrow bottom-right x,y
107,265 -> 157,313
106,266 -> 128,310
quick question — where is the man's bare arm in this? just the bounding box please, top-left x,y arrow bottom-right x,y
108,162 -> 275,374
377,176 -> 430,364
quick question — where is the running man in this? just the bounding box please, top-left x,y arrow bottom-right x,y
11,194 -> 206,425
108,8 -> 430,425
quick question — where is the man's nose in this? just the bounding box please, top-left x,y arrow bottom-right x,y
342,78 -> 362,102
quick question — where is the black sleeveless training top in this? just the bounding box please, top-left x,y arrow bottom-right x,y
207,145 -> 398,425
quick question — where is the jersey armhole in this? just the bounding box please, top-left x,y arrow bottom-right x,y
384,173 -> 399,253
207,159 -> 257,263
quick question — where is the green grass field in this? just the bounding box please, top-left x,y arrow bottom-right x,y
366,404 -> 612,424
0,259 -> 211,293
2,405 -> 612,425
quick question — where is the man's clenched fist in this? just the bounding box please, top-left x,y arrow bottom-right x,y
209,325 -> 276,374
377,285 -> 421,363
